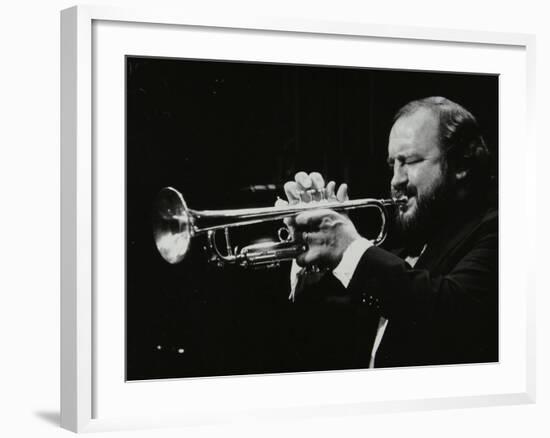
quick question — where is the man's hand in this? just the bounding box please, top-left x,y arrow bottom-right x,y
278,171 -> 361,269
283,171 -> 349,204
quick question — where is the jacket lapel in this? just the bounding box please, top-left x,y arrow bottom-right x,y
414,209 -> 489,272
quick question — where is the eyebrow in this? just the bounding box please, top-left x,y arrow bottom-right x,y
387,153 -> 421,165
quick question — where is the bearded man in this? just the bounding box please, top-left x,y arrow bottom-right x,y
282,96 -> 498,369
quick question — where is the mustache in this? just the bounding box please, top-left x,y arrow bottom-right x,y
391,186 -> 417,199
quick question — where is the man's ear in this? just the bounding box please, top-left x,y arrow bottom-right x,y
455,169 -> 468,181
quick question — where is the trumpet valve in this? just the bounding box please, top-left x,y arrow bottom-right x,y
298,188 -> 328,203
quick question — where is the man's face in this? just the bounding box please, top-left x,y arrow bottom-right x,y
388,108 -> 450,236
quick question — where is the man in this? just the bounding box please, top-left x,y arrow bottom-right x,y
281,96 -> 498,369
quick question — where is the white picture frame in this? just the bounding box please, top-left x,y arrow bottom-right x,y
60,4 -> 536,433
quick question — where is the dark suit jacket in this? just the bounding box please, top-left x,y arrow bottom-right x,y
348,205 -> 498,368
290,205 -> 498,370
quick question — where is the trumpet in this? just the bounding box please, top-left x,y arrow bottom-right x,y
153,186 -> 407,268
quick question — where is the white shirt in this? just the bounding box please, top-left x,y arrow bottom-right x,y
289,238 -> 425,368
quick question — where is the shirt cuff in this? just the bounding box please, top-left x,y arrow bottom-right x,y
289,260 -> 303,301
332,237 -> 373,288
288,237 -> 373,301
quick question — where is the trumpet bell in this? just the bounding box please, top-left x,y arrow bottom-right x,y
153,187 -> 193,264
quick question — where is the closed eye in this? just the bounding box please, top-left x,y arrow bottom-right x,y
387,157 -> 422,169
404,158 -> 423,165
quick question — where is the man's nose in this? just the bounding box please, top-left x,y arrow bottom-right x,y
391,164 -> 408,190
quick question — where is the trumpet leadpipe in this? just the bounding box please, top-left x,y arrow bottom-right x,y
188,196 -> 408,234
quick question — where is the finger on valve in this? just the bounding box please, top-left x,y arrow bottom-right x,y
308,172 -> 325,201
336,183 -> 349,202
283,181 -> 300,204
294,171 -> 313,203
294,171 -> 312,190
326,181 -> 336,200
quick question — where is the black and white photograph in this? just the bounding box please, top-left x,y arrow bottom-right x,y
126,57 -> 499,381
2,0 -> 546,435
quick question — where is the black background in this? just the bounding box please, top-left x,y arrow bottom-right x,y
126,56 -> 498,380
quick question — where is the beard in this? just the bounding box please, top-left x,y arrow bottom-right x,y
392,169 -> 455,253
